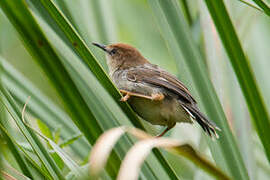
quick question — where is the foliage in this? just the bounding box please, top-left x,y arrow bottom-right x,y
0,0 -> 269,179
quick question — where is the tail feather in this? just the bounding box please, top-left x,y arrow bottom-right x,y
182,104 -> 220,138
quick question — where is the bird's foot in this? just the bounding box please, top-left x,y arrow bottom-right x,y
120,90 -> 131,102
120,93 -> 130,102
151,93 -> 164,101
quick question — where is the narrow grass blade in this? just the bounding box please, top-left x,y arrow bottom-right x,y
237,0 -> 263,12
0,124 -> 33,179
0,87 -> 64,180
204,0 -> 270,163
251,0 -> 270,16
147,0 -> 249,179
0,0 -> 122,177
1,32 -> 169,180
199,3 -> 257,178
31,0 -> 181,179
0,133 -> 50,179
59,134 -> 83,148
178,0 -> 192,26
36,0 -> 143,129
7,131 -> 52,179
25,125 -> 83,178
1,60 -> 90,159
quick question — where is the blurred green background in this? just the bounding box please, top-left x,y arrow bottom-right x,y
1,0 -> 270,179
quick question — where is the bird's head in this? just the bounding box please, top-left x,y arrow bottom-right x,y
92,42 -> 148,73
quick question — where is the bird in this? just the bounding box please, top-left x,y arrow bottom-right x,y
92,42 -> 220,138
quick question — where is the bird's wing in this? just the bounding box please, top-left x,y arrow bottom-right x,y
126,64 -> 196,104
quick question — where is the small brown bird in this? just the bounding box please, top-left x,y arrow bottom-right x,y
93,42 -> 220,138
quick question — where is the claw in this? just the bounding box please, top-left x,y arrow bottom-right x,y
120,94 -> 130,102
151,93 -> 164,101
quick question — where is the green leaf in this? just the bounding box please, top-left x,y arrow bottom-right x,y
36,119 -> 53,140
147,0 -> 249,179
237,0 -> 263,12
169,145 -> 229,180
0,124 -> 52,179
53,127 -> 61,144
35,0 -> 144,129
59,134 -> 83,148
0,0 -> 121,178
29,0 -> 181,179
204,0 -> 270,164
0,87 -> 64,180
0,0 -> 179,179
251,0 -> 270,16
1,60 -> 90,159
27,127 -> 84,178
0,124 -> 33,179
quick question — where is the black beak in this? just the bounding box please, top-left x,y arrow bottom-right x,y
92,42 -> 109,53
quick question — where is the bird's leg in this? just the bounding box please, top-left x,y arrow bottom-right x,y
156,122 -> 176,137
120,89 -> 164,101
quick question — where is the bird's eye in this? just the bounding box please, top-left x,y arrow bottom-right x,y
110,49 -> 117,55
